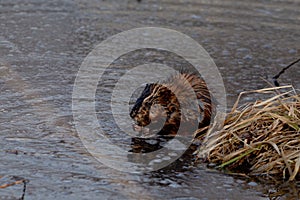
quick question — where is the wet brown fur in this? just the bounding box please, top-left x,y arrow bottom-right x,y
130,72 -> 213,138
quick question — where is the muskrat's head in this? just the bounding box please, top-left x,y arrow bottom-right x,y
130,83 -> 181,136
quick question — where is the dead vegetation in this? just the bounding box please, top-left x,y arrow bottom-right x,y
198,86 -> 300,181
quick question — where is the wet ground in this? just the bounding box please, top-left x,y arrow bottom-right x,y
1,0 -> 300,199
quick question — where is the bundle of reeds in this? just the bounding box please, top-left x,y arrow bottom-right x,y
198,86 -> 300,181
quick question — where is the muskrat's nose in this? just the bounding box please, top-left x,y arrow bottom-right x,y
130,109 -> 136,118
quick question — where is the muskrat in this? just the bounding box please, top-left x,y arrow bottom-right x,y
130,72 -> 214,138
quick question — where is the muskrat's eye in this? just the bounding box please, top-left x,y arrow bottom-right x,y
169,105 -> 177,113
144,101 -> 151,107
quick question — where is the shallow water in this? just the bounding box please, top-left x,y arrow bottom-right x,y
0,0 -> 300,199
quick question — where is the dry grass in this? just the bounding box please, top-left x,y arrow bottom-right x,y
0,179 -> 25,189
198,86 -> 300,181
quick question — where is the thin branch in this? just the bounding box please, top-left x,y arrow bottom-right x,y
0,177 -> 28,200
272,58 -> 300,86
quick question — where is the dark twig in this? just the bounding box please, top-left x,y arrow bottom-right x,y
272,58 -> 300,86
20,179 -> 28,200
0,177 -> 28,200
